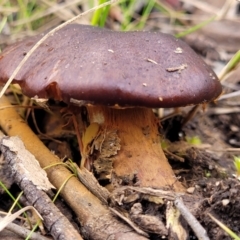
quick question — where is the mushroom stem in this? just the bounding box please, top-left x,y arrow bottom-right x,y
85,105 -> 184,191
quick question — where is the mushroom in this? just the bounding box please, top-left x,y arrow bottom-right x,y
0,24 -> 222,191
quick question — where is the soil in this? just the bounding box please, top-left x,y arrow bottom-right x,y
166,108 -> 240,239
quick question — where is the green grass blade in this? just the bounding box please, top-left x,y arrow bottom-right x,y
175,15 -> 216,38
91,0 -> 111,27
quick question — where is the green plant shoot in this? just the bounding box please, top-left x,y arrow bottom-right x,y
233,156 -> 240,177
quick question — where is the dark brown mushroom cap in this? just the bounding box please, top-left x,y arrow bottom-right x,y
0,24 -> 222,108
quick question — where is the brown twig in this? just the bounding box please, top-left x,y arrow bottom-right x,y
174,197 -> 210,240
0,215 -> 50,240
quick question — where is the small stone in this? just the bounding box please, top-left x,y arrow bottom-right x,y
186,187 -> 195,194
208,165 -> 213,170
222,199 -> 230,206
215,181 -> 220,186
195,184 -> 201,189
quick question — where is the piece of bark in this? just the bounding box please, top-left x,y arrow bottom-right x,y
0,154 -> 14,193
130,203 -> 168,236
110,186 -> 176,206
75,165 -> 110,205
166,201 -> 188,240
0,135 -> 83,240
0,96 -> 148,240
1,136 -> 54,191
109,207 -> 149,238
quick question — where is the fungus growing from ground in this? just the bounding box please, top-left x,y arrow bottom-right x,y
0,24 -> 222,191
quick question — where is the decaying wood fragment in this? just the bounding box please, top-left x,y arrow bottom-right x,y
75,164 -> 110,205
110,186 -> 209,239
166,201 -> 188,240
130,203 -> 168,236
92,129 -> 121,181
110,186 -> 176,206
109,207 -> 149,238
166,63 -> 188,73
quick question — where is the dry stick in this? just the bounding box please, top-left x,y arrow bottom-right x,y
174,197 -> 210,240
0,95 -> 148,240
0,0 -> 119,98
109,208 -> 149,238
0,216 -> 50,240
75,164 -> 110,205
218,90 -> 240,101
0,205 -> 42,233
181,104 -> 200,128
0,135 -> 82,240
215,0 -> 235,20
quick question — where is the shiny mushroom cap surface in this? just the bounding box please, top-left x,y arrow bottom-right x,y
0,24 -> 222,108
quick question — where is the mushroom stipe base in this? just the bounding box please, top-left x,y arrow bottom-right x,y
82,105 -> 184,191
